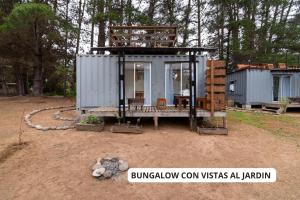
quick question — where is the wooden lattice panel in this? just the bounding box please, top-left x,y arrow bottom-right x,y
109,26 -> 177,48
205,60 -> 226,112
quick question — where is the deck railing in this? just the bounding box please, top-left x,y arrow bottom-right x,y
109,26 -> 177,48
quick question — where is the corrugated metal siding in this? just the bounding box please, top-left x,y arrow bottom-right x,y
226,70 -> 247,105
77,54 -> 207,109
291,73 -> 300,97
246,69 -> 273,104
226,69 -> 299,106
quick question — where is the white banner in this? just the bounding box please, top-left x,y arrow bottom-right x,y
128,168 -> 276,183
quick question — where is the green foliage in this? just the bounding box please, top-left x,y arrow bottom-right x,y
80,115 -> 103,125
0,3 -> 54,31
228,111 -> 300,140
279,98 -> 289,111
0,2 -> 75,96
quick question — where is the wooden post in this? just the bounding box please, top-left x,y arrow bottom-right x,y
153,116 -> 158,130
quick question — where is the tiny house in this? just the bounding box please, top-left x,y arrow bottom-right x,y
76,26 -> 227,129
76,54 -> 207,108
226,67 -> 300,109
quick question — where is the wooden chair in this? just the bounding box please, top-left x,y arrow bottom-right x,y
156,98 -> 167,110
196,97 -> 208,109
128,98 -> 144,111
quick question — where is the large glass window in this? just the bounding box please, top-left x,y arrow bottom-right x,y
165,63 -> 191,105
273,75 -> 291,101
125,62 -> 151,105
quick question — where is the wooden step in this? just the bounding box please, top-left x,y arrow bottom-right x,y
197,127 -> 228,135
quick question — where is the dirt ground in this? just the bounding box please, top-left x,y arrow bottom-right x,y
0,96 -> 300,200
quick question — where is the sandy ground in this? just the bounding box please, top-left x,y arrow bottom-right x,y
0,96 -> 299,200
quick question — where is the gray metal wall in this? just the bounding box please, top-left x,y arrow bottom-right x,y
246,69 -> 273,105
291,73 -> 300,96
226,69 -> 300,105
226,70 -> 247,105
77,54 -> 207,109
272,71 -> 300,97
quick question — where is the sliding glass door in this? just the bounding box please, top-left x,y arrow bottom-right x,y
282,76 -> 291,99
124,62 -> 151,105
273,75 -> 291,101
165,63 -> 190,105
273,76 -> 280,101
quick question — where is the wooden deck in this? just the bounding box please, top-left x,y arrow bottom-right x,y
86,106 -> 226,118
263,102 -> 300,109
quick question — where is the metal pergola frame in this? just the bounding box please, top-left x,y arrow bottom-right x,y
90,46 -> 217,129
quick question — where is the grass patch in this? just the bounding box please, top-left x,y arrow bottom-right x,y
228,111 -> 267,129
228,111 -> 300,140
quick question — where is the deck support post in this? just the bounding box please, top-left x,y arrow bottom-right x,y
189,51 -> 197,131
118,49 -> 126,123
153,116 -> 158,130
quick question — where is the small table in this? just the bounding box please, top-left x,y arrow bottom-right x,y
174,96 -> 190,110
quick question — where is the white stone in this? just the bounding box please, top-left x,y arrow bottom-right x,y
30,110 -> 39,114
92,163 -> 103,171
92,168 -> 105,177
118,160 -> 128,171
35,125 -> 43,129
41,127 -> 50,131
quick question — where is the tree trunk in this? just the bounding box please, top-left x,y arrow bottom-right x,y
283,0 -> 293,25
181,0 -> 191,47
228,3 -> 240,64
147,0 -> 156,25
165,0 -> 175,24
14,64 -> 25,96
196,0 -> 202,47
52,0 -> 58,13
74,0 -> 86,89
226,29 -> 231,72
258,0 -> 270,54
267,4 -> 279,53
0,65 -> 8,95
249,0 -> 257,50
97,0 -> 105,47
32,55 -> 43,96
90,0 -> 96,48
219,3 -> 225,59
76,0 -> 85,54
32,18 -> 44,96
63,0 -> 70,96
126,0 -> 133,25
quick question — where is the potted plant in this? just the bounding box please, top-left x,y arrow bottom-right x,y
76,115 -> 104,132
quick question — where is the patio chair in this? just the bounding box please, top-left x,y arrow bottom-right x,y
156,98 -> 167,110
128,98 -> 144,111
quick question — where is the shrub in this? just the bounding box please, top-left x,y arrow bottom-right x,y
80,115 -> 103,125
280,98 -> 290,113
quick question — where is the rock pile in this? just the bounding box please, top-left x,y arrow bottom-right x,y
92,156 -> 129,180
